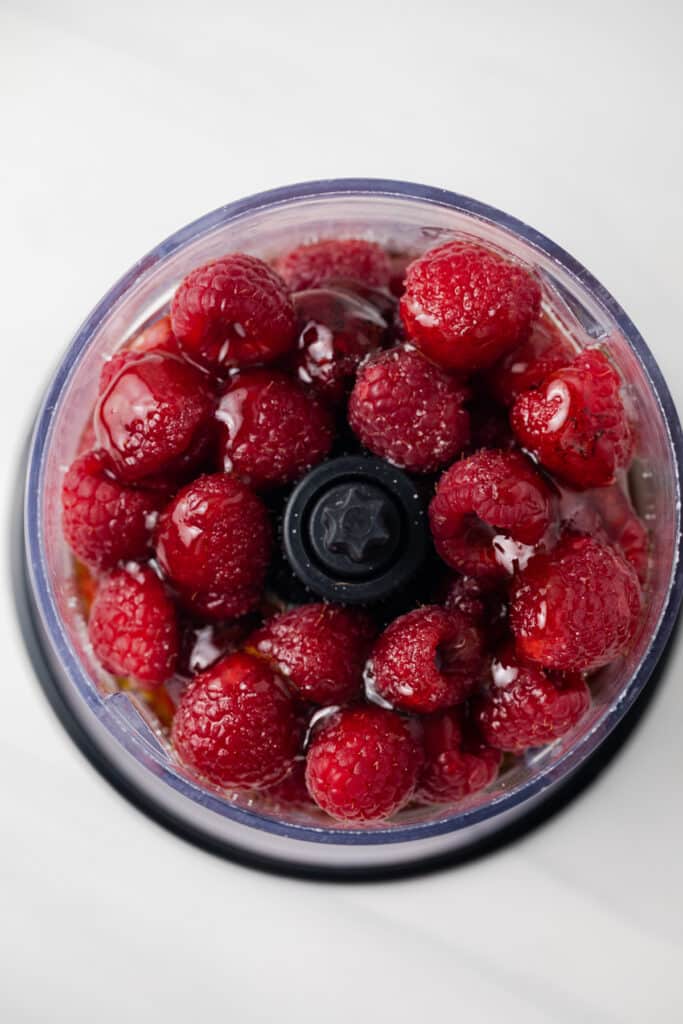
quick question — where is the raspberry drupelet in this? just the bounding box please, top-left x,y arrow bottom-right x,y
276,238 -> 391,293
261,760 -> 315,813
592,484 -> 649,586
215,369 -> 334,489
348,346 -> 471,473
305,706 -> 424,823
88,564 -> 179,687
417,707 -> 501,804
429,449 -> 554,580
369,605 -> 485,713
171,254 -> 297,373
400,241 -> 542,372
246,603 -> 376,705
129,314 -> 179,356
511,533 -> 642,672
510,348 -> 633,489
155,473 -> 272,619
172,652 -> 301,790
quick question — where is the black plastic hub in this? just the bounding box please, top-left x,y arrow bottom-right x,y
283,456 -> 428,604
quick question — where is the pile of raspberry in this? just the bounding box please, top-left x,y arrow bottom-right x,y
62,234 -> 646,825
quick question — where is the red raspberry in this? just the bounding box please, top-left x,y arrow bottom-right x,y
276,238 -> 391,292
439,573 -> 510,648
369,605 -> 485,713
171,254 -> 296,372
429,450 -> 554,580
510,349 -> 633,489
99,350 -> 142,397
592,485 -> 649,586
511,533 -> 642,671
559,484 -> 650,586
129,314 -> 178,356
473,653 -> 590,752
155,473 -> 272,619
88,564 -> 179,687
416,708 -> 501,804
348,346 -> 470,473
400,242 -> 541,372
613,513 -> 649,586
172,652 -> 300,789
95,353 -> 215,484
216,369 -> 334,489
439,573 -> 488,622
99,317 -> 180,395
261,759 -> 315,812
246,603 -> 376,705
485,311 -> 575,407
62,449 -> 165,570
292,287 -> 387,404
305,706 -> 423,823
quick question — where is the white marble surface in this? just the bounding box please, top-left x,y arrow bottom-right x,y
2,1 -> 682,1020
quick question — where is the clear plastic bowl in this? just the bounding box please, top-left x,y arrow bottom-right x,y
22,179 -> 683,877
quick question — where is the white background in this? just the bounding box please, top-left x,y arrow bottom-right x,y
2,1 -> 683,1020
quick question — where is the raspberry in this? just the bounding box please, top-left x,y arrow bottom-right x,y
292,287 -> 387,404
510,349 -> 633,489
439,573 -> 488,622
172,652 -> 300,789
348,346 -> 470,473
439,573 -> 510,648
400,242 -> 541,371
473,653 -> 590,752
99,317 -> 180,395
216,369 -> 334,489
246,603 -> 376,705
88,564 -> 179,687
429,450 -> 554,580
155,473 -> 272,619
129,315 -> 178,356
369,605 -> 485,713
171,254 -> 296,372
99,350 -> 142,397
592,484 -> 649,585
485,311 -> 575,406
511,533 -> 642,671
305,706 -> 423,823
95,353 -> 215,484
276,238 -> 391,292
62,449 -> 164,570
560,485 -> 650,585
416,707 -> 501,804
261,759 -> 315,812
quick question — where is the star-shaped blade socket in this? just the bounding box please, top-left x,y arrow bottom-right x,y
322,485 -> 394,564
308,479 -> 402,579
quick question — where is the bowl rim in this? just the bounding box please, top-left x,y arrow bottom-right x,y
24,177 -> 683,846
